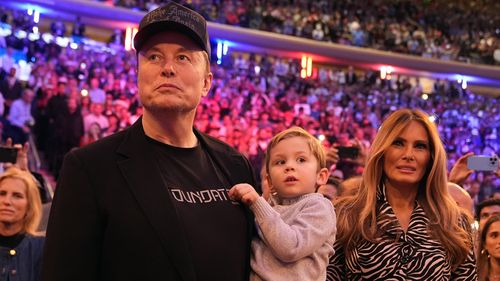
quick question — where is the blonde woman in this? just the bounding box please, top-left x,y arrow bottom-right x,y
0,167 -> 44,281
327,109 -> 476,280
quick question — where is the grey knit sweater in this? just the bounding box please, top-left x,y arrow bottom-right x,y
249,193 -> 337,281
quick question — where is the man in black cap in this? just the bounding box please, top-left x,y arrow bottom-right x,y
42,2 -> 256,281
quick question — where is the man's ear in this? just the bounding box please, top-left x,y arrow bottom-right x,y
201,72 -> 213,97
316,168 -> 330,186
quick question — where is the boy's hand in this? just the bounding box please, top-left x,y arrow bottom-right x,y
228,183 -> 260,206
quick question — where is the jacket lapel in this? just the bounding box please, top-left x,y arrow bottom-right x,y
116,119 -> 197,281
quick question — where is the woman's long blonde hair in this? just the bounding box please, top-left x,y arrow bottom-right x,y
0,167 -> 42,235
335,109 -> 471,269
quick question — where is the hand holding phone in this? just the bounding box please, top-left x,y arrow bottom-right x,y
467,156 -> 499,172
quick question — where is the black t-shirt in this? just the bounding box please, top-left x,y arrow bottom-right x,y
149,137 -> 248,281
0,233 -> 25,248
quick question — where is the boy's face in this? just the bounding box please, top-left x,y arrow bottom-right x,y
267,136 -> 328,199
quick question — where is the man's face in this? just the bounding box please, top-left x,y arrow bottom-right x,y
22,90 -> 35,103
137,31 -> 212,116
480,205 -> 500,231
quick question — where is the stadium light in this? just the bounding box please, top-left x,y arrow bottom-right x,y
216,41 -> 230,65
380,66 -> 393,80
34,10 -> 40,24
217,42 -> 222,65
461,79 -> 467,90
125,26 -> 138,51
300,55 -> 313,79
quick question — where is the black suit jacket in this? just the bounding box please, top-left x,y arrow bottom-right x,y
42,119 -> 256,281
0,78 -> 23,101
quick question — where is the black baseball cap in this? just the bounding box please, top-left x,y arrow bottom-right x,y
134,2 -> 211,60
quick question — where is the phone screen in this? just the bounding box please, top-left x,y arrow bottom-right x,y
467,156 -> 499,172
337,146 -> 359,159
0,147 -> 18,163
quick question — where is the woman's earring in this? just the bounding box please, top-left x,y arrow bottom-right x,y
482,249 -> 491,258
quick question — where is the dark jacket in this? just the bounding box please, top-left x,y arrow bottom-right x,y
42,118 -> 256,281
0,235 -> 44,281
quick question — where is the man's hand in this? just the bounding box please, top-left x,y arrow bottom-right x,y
449,152 -> 474,185
228,183 -> 260,206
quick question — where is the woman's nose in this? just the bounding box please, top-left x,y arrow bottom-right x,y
402,147 -> 415,161
0,195 -> 11,205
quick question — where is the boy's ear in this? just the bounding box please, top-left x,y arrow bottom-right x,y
266,174 -> 277,195
316,168 -> 330,186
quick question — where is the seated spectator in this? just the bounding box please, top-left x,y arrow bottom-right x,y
50,17 -> 66,37
448,182 -> 474,217
0,166 -> 44,281
0,67 -> 23,115
477,199 -> 500,233
80,122 -> 102,147
477,215 -> 500,280
0,47 -> 16,78
317,176 -> 341,202
6,88 -> 34,144
83,103 -> 108,135
88,78 -> 106,104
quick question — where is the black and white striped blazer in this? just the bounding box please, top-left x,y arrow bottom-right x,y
327,185 -> 477,280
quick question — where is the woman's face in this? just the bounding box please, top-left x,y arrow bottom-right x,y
0,178 -> 28,227
383,121 -> 431,191
485,221 -> 500,259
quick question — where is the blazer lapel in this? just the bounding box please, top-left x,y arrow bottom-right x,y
116,119 -> 197,281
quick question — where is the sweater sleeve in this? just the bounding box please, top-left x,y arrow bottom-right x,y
250,195 -> 336,263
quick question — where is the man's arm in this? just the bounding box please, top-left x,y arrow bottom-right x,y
42,151 -> 103,281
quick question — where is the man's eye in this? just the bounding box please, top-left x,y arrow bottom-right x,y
275,160 -> 285,165
148,54 -> 160,61
178,54 -> 189,61
297,157 -> 306,163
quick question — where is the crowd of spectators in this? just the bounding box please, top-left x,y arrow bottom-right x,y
108,0 -> 500,66
0,6 -> 498,204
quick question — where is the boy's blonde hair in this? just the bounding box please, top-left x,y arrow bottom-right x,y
265,126 -> 326,174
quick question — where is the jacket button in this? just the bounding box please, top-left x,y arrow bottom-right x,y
9,250 -> 16,256
10,269 -> 16,275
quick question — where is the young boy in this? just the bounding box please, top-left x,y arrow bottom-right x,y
229,127 -> 337,281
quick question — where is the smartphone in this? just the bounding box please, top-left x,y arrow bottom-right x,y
467,156 -> 499,172
336,146 -> 359,159
0,147 -> 18,163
